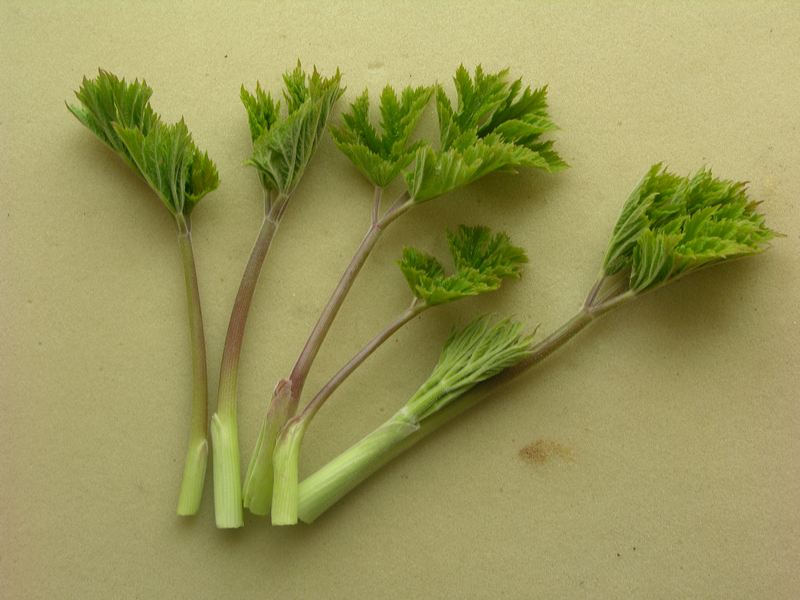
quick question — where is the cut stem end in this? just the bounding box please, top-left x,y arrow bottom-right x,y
211,413 -> 243,528
271,418 -> 308,526
176,438 -> 208,516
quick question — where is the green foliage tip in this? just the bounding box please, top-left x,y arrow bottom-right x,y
603,164 -> 779,294
399,225 -> 528,305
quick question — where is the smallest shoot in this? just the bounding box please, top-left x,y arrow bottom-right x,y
269,226 -> 528,524
213,63 -> 344,529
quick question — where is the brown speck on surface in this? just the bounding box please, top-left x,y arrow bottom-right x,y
518,439 -> 574,465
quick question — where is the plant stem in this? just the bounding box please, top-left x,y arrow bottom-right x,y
211,197 -> 280,529
297,287 -> 636,523
371,185 -> 381,226
243,190 -> 412,517
217,199 -> 280,417
297,411 -> 419,523
303,298 -> 425,422
287,189 -> 410,405
269,298 -> 426,523
242,379 -> 292,515
270,416 -> 309,525
174,215 -> 209,516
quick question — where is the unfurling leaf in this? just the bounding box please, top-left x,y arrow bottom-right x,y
67,69 -> 158,171
405,316 -> 535,422
603,165 -> 778,293
244,63 -> 344,196
399,225 -> 527,305
405,135 -> 558,202
68,70 -> 219,217
331,85 -> 433,187
240,83 -> 280,144
405,65 -> 566,202
115,119 -> 219,217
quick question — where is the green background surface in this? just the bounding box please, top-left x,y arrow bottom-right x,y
2,1 -> 798,598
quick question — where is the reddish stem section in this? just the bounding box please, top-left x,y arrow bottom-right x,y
301,300 -> 425,422
286,191 -> 411,406
216,214 -> 279,418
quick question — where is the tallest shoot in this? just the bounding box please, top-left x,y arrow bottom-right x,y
211,64 -> 343,528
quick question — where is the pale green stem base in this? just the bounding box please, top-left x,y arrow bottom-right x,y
211,412 -> 242,528
298,412 -> 419,523
243,194 -> 410,519
269,300 -> 424,522
176,438 -> 208,515
242,380 -> 292,516
297,305 -> 612,523
271,418 -> 310,525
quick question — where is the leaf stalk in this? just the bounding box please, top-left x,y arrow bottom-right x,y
211,195 -> 280,528
244,190 -> 413,517
174,214 -> 209,516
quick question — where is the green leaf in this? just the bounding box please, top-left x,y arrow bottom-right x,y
404,316 -> 534,422
282,61 -> 340,113
603,165 -> 779,293
602,164 -> 681,274
629,230 -> 681,291
330,85 -> 432,187
115,119 -> 219,217
398,225 -> 527,305
245,63 -> 344,196
398,246 -> 495,306
447,225 -> 528,278
405,135 -> 556,202
67,69 -> 158,171
439,65 -> 511,148
439,66 -> 563,155
240,82 -> 280,144
406,65 -> 566,202
68,70 -> 218,217
398,248 -> 451,305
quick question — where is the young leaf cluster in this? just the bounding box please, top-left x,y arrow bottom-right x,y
405,66 -> 567,202
67,70 -> 219,218
331,65 -> 566,203
399,225 -> 528,305
116,121 -> 219,217
603,165 -> 778,294
243,63 -> 344,197
401,316 -> 534,423
330,86 -> 432,187
67,70 -> 157,167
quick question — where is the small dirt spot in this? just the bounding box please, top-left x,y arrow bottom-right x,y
518,439 -> 573,465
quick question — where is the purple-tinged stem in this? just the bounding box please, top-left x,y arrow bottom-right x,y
243,189 -> 414,516
211,196 -> 281,529
286,189 -> 410,408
